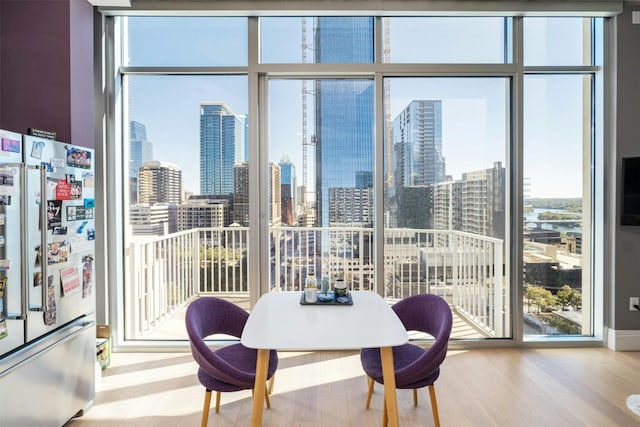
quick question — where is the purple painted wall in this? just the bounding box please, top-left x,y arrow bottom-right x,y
0,3 -> 3,124
70,0 -> 95,148
0,0 -> 94,148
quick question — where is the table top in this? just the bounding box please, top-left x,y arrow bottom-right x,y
241,291 -> 408,350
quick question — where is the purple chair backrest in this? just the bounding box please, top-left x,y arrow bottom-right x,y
185,297 -> 255,386
392,294 -> 453,369
186,297 -> 248,341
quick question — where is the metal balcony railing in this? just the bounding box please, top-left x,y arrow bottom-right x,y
125,226 -> 506,339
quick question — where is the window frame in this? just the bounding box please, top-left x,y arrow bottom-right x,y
102,12 -> 608,350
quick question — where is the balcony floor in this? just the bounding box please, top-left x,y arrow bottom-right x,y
135,295 -> 489,341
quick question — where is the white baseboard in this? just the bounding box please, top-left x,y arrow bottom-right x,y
607,328 -> 640,351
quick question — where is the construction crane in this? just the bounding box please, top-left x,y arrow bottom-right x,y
301,17 -> 316,219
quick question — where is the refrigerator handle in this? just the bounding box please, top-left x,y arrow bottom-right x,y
26,164 -> 48,312
38,165 -> 48,313
4,163 -> 27,320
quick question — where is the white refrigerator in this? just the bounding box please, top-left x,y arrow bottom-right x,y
0,129 -> 96,426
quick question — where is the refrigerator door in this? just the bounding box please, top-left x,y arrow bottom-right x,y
23,136 -> 95,341
0,317 -> 95,426
0,129 -> 26,356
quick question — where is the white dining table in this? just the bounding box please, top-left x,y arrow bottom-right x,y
241,291 -> 409,427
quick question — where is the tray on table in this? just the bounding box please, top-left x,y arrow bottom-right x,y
300,291 -> 353,306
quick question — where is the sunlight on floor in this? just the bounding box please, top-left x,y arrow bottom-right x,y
87,350 -> 372,420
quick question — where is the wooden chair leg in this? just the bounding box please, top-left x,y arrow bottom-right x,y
268,375 -> 275,395
264,387 -> 271,409
366,376 -> 375,409
413,389 -> 418,407
201,389 -> 212,427
428,384 -> 440,427
382,395 -> 389,426
215,391 -> 221,414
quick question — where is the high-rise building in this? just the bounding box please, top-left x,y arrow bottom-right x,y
314,17 -> 374,228
355,171 -> 373,188
129,120 -> 153,203
394,186 -> 434,229
178,196 -> 230,231
392,100 -> 445,188
390,100 -> 445,228
269,162 -> 282,226
328,187 -> 373,227
432,180 -> 463,233
233,163 -> 249,226
279,156 -> 297,225
178,195 -> 231,244
460,161 -> 505,239
138,160 -> 183,204
200,102 -> 244,196
432,162 -> 505,239
129,204 -> 170,236
233,162 -> 281,226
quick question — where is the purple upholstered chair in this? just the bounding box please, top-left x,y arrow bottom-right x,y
185,297 -> 278,427
360,293 -> 452,427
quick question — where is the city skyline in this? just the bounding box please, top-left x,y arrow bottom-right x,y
127,17 -> 587,199
130,88 -> 510,197
128,73 -> 522,199
131,88 -> 576,198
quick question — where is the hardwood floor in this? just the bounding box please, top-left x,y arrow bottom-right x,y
64,347 -> 640,426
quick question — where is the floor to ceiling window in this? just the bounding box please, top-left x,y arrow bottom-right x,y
267,77 -> 375,291
110,12 -> 604,345
521,17 -> 603,338
382,76 -> 509,338
264,18 -> 376,293
119,17 -> 249,340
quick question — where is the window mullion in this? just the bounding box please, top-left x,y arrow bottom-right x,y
512,16 -> 525,344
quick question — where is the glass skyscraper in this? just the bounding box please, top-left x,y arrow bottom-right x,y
199,102 -> 244,196
314,17 -> 374,227
390,100 -> 445,228
392,100 -> 445,188
279,156 -> 297,225
130,120 -> 153,178
130,120 -> 153,203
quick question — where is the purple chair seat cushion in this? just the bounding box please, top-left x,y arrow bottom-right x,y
359,294 -> 452,392
360,343 -> 441,389
198,368 -> 248,392
196,346 -> 278,391
186,297 -> 279,392
214,343 -> 278,386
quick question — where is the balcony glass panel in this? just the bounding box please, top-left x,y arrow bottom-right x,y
260,17 -> 374,64
523,74 -> 592,337
124,17 -> 248,67
383,77 -> 510,338
384,17 -> 510,63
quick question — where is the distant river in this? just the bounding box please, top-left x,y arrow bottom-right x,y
523,208 -> 582,233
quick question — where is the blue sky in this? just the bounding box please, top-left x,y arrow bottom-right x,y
126,16 -> 595,198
